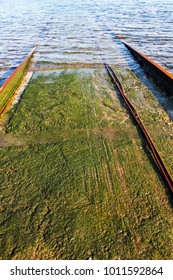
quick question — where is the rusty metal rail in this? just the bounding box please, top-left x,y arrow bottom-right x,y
115,34 -> 173,94
0,45 -> 37,115
104,63 -> 173,193
88,24 -> 173,194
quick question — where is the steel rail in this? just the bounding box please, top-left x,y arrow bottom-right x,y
104,63 -> 173,193
115,34 -> 173,94
0,45 -> 37,92
0,45 -> 37,115
88,24 -> 173,193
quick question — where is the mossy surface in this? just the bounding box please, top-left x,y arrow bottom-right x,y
113,66 -> 173,177
0,67 -> 173,260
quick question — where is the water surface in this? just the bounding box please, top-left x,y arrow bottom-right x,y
0,0 -> 173,116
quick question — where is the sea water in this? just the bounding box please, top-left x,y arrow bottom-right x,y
0,0 -> 173,116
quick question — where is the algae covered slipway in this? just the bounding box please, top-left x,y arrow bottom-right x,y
0,66 -> 173,260
0,0 -> 173,260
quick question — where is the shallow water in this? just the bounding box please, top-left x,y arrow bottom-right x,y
0,0 -> 173,116
0,0 -> 173,70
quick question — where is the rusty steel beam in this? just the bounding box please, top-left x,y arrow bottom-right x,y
0,45 -> 37,115
88,25 -> 173,194
115,34 -> 173,95
104,63 -> 173,194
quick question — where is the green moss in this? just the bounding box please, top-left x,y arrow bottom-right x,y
112,66 -> 173,179
0,67 -> 173,260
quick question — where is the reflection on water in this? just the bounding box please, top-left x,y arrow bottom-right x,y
0,0 -> 173,116
1,0 -> 173,70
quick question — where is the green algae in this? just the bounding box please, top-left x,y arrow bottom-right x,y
0,67 -> 173,260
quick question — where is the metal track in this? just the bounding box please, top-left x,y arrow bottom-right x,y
0,45 -> 37,115
104,63 -> 173,193
88,25 -> 173,193
115,34 -> 173,94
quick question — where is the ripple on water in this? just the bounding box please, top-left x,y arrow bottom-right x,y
0,0 -> 173,118
0,0 -> 172,71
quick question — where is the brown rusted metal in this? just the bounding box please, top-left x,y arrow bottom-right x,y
115,34 -> 173,94
88,24 -> 173,193
0,45 -> 37,115
0,46 -> 36,92
105,63 -> 173,193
